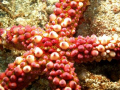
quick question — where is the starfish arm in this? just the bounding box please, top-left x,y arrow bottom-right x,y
46,57 -> 81,90
46,0 -> 89,37
0,0 -> 90,51
58,35 -> 120,63
0,47 -> 45,90
0,25 -> 46,50
0,46 -> 81,90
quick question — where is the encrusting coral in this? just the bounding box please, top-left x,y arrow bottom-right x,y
0,0 -> 120,90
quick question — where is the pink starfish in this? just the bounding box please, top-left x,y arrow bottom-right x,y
0,0 -> 120,90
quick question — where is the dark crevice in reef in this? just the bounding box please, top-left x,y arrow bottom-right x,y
4,48 -> 11,53
26,75 -> 50,90
83,60 -> 120,82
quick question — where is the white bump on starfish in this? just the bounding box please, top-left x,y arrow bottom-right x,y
64,87 -> 72,90
106,50 -> 110,53
64,18 -> 72,25
61,17 -> 72,28
14,57 -> 23,65
110,40 -> 117,44
53,24 -> 61,32
43,33 -> 48,37
108,43 -> 115,49
112,34 -> 118,40
101,52 -> 107,57
50,52 -> 60,60
79,2 -> 83,8
49,14 -> 56,21
34,47 -> 43,57
97,45 -> 105,52
0,84 -> 4,90
61,21 -> 67,27
99,35 -> 110,45
26,55 -> 35,64
23,65 -> 31,73
49,31 -> 58,38
34,36 -> 42,43
109,51 -> 116,57
117,43 -> 120,47
60,41 -> 69,49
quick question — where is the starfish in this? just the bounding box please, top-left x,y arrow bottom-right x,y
0,0 -> 120,90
